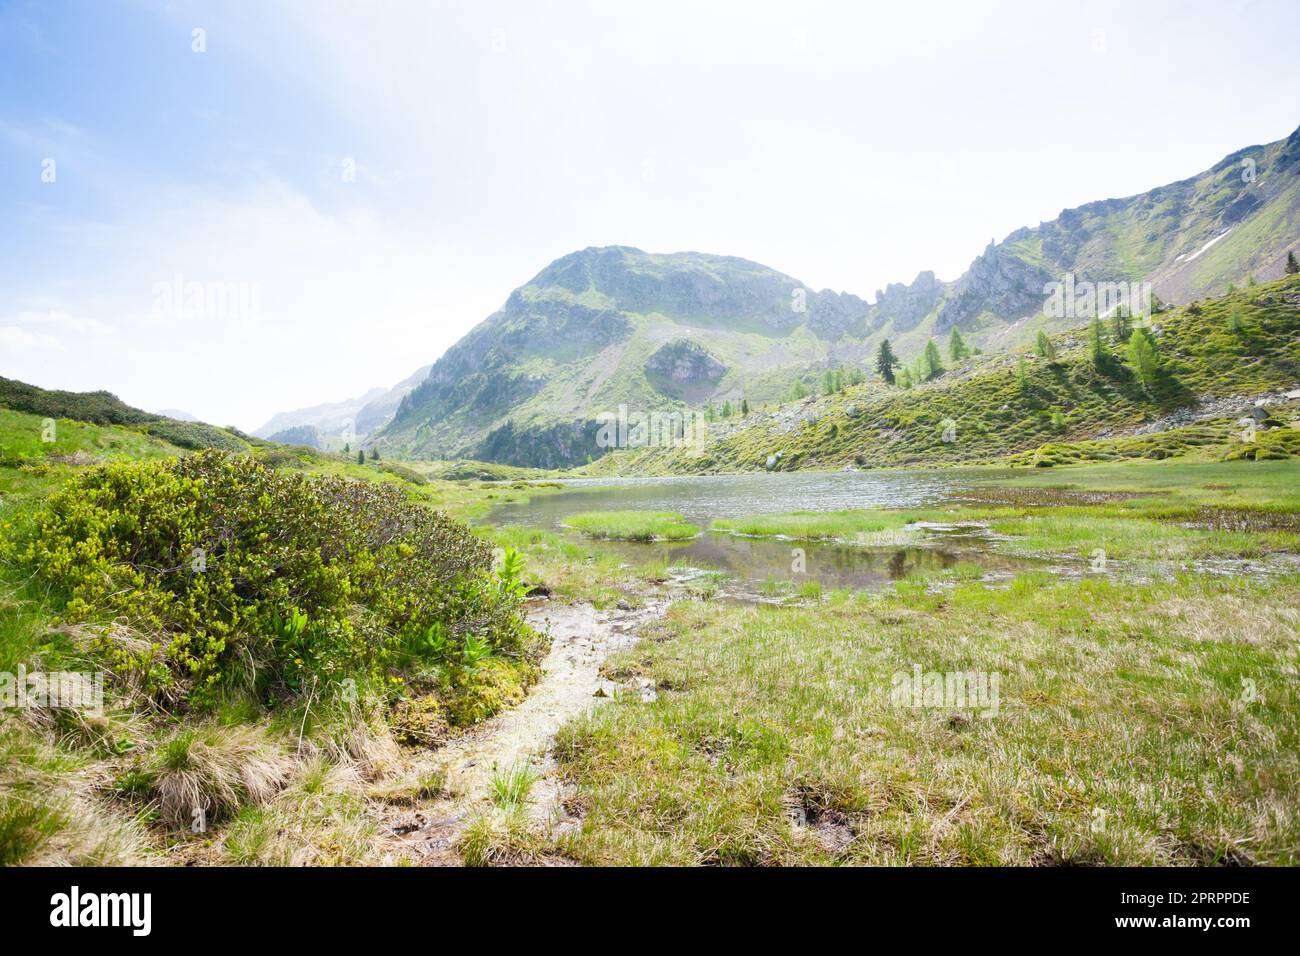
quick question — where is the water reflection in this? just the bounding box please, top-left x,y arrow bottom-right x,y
494,468 -> 1007,525
486,469 -> 1041,592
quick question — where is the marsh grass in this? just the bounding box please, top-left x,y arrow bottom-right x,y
148,723 -> 294,830
218,758 -> 381,865
714,510 -> 910,539
566,510 -> 700,542
704,460 -> 1300,562
459,807 -> 546,866
489,761 -> 538,812
550,572 -> 1300,865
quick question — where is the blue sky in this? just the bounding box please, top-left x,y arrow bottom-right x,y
2,0 -> 1298,429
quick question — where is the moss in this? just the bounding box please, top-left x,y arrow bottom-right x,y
389,695 -> 450,746
446,658 -> 536,727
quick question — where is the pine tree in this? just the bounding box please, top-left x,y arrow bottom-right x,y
343,443 -> 350,453
1035,329 -> 1056,361
875,339 -> 900,385
741,398 -> 749,416
1110,308 -> 1129,344
1229,306 -> 1244,332
923,339 -> 944,380
357,450 -> 365,465
948,327 -> 969,362
897,367 -> 913,389
1287,250 -> 1299,275
1088,318 -> 1108,366
721,400 -> 733,418
1017,355 -> 1031,392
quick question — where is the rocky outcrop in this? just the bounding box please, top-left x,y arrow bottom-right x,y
645,340 -> 726,396
872,270 -> 944,332
936,241 -> 1053,332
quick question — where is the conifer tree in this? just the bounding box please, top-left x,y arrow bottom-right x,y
875,339 -> 900,385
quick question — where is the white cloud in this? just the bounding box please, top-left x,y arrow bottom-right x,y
2,176 -> 512,429
6,309 -> 113,335
0,326 -> 62,350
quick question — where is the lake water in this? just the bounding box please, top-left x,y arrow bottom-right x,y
486,468 -> 1047,593
489,468 -> 1010,525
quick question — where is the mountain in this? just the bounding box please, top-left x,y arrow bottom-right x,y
253,364 -> 431,448
376,248 -> 891,467
156,408 -> 200,422
266,424 -> 323,449
936,123 -> 1300,346
374,125 -> 1300,468
580,275 -> 1300,476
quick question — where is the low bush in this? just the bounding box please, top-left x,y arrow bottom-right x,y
9,451 -> 536,709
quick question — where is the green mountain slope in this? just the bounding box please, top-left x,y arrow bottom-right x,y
366,126 -> 1300,469
578,276 -> 1300,475
378,247 -> 892,467
940,124 -> 1300,347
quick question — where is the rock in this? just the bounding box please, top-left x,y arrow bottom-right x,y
872,270 -> 944,333
616,599 -> 632,611
525,583 -> 551,598
644,339 -> 727,390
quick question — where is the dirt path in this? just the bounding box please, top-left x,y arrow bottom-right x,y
380,596 -> 670,864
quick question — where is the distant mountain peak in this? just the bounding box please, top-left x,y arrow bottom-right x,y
268,127 -> 1300,469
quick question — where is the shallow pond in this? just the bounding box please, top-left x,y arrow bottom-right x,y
486,469 -> 1053,592
492,468 -> 1007,524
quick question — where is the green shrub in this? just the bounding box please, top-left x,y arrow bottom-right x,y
143,419 -> 247,452
11,451 -> 534,708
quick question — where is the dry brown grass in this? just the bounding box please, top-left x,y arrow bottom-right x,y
150,724 -> 294,830
0,721 -> 152,865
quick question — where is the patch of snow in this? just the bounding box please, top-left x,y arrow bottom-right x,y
1181,228 -> 1233,264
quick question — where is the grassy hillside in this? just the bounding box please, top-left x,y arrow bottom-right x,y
579,275 -> 1300,476
376,247 -> 893,467
0,377 -> 253,454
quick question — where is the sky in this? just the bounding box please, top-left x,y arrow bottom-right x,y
1,0 -> 1298,431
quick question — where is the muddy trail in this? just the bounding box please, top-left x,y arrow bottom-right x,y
380,595 -> 671,865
